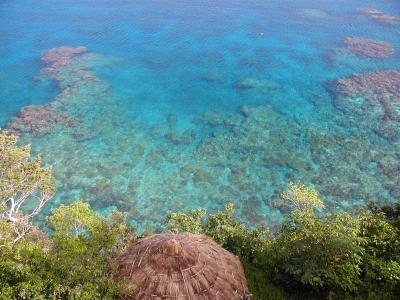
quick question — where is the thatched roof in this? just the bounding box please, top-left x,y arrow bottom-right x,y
114,233 -> 250,300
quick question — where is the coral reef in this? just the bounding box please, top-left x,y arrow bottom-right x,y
41,46 -> 87,74
334,70 -> 400,139
358,8 -> 381,15
21,97 -> 400,232
164,129 -> 196,145
10,45 -> 400,233
234,77 -> 280,91
336,70 -> 400,98
6,105 -> 76,136
358,8 -> 400,25
370,14 -> 400,25
344,37 -> 394,59
299,8 -> 329,20
7,46 -> 113,137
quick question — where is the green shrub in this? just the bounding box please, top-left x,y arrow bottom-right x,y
167,208 -> 206,234
367,201 -> 400,229
0,130 -> 55,247
0,201 -> 134,299
1,131 -> 399,299
357,209 -> 400,298
266,188 -> 400,299
167,202 -> 270,261
242,260 -> 295,300
166,184 -> 399,299
0,131 -> 135,299
266,210 -> 363,295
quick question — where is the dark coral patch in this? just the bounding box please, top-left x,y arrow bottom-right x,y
6,46 -> 113,138
344,37 -> 394,59
41,46 -> 87,73
358,7 -> 400,25
334,70 -> 400,139
6,105 -> 76,136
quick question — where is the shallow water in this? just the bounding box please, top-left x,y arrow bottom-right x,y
1,0 -> 400,230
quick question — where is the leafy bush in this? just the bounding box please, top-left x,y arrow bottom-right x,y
167,184 -> 399,299
203,203 -> 270,261
266,187 -> 400,299
47,201 -> 134,298
280,182 -> 324,213
1,131 -> 399,299
357,208 -> 400,298
367,201 -> 400,229
267,210 -> 363,294
0,130 -> 55,246
167,203 -> 269,261
167,208 -> 206,234
0,201 -> 134,299
242,259 -> 300,300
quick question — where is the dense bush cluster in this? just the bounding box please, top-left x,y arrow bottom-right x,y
0,131 -> 134,299
167,203 -> 270,261
1,130 -> 399,299
0,201 -> 133,299
167,183 -> 400,299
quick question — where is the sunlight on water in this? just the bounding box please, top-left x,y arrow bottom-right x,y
1,0 -> 400,230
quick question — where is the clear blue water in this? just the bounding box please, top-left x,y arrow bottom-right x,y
1,0 -> 400,230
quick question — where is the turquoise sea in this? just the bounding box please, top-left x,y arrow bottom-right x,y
1,0 -> 400,231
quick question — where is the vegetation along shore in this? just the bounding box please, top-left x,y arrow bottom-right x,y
1,130 -> 399,299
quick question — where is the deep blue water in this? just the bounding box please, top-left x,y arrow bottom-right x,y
1,0 -> 400,230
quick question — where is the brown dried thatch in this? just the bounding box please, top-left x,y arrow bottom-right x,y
114,233 -> 250,300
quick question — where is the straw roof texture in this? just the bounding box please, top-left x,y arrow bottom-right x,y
114,232 -> 250,300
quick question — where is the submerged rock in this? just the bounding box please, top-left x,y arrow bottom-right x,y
198,111 -> 224,126
299,8 -> 330,19
200,72 -> 224,84
376,154 -> 399,177
358,7 -> 400,25
370,14 -> 400,25
6,47 -> 113,139
334,70 -> 400,139
335,70 -> 400,106
234,77 -> 280,91
164,129 -> 195,145
6,105 -> 76,136
358,8 -> 381,15
41,46 -> 87,73
344,37 -> 394,59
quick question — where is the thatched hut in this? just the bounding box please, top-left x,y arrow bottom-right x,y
114,232 -> 250,299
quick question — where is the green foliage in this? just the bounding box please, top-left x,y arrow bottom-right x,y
281,181 -> 324,213
0,238 -> 51,300
0,132 -> 134,299
242,260 -> 295,300
265,191 -> 400,299
367,201 -> 400,229
0,130 -> 55,247
167,208 -> 206,234
1,135 -> 399,300
0,201 -> 134,299
357,209 -> 400,298
47,201 -> 133,298
167,203 -> 270,261
166,186 -> 399,299
0,130 -> 55,207
267,210 -> 364,294
203,203 -> 270,260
